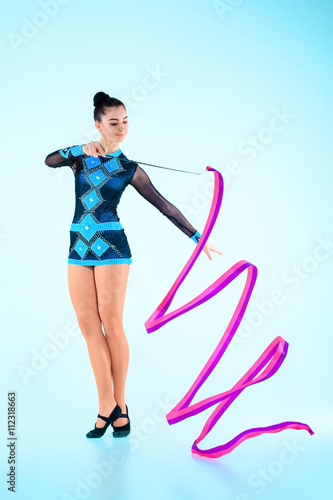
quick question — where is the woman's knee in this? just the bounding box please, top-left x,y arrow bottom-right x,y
99,311 -> 125,339
76,306 -> 102,339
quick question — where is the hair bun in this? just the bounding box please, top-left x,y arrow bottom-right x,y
93,93 -> 126,122
93,91 -> 110,107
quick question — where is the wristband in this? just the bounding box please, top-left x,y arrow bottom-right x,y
59,145 -> 84,159
190,230 -> 201,243
70,145 -> 85,157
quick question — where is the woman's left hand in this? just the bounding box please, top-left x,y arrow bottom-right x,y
202,241 -> 223,261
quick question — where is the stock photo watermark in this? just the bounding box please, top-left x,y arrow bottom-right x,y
53,63 -> 169,182
0,230 -> 8,245
79,64 -> 169,142
235,438 -> 307,499
237,107 -> 296,161
6,392 -> 17,493
120,65 -> 169,109
61,396 -> 175,500
229,234 -> 333,351
7,0 -> 72,52
179,106 -> 296,219
17,320 -> 80,384
213,0 -> 247,21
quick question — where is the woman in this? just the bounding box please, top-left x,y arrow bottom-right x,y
44,92 -> 222,439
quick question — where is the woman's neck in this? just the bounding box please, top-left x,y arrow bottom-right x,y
99,140 -> 120,155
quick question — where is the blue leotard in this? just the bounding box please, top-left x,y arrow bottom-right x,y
44,145 -> 201,266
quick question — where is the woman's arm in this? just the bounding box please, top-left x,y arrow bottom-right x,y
129,165 -> 202,243
44,145 -> 86,172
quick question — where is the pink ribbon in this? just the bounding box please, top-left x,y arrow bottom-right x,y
144,166 -> 314,458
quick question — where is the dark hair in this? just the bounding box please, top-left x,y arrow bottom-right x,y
93,92 -> 126,122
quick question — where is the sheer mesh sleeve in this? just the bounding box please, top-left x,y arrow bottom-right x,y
44,145 -> 85,174
129,164 -> 200,241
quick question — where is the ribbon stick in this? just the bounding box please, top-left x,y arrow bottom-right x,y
133,160 -> 205,175
144,166 -> 314,458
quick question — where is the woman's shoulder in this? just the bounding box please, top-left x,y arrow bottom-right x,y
119,152 -> 138,171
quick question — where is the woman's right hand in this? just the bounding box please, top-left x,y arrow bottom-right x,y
82,141 -> 106,158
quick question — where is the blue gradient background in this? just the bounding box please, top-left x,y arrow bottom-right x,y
1,1 -> 332,499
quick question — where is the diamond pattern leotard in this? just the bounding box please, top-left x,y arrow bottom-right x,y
44,145 -> 201,266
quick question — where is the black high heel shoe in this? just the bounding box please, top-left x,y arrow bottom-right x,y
111,404 -> 130,438
86,404 -> 122,438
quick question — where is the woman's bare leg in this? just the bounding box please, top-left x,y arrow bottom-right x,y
94,264 -> 130,427
67,264 -> 117,428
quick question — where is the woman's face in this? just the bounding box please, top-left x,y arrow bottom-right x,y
95,106 -> 129,143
